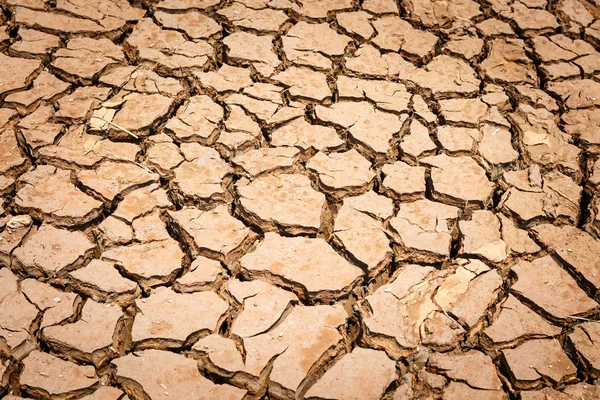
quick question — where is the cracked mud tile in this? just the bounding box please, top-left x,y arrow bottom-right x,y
556,0 -> 594,32
336,77 -> 411,114
21,350 -> 98,398
532,224 -> 600,296
12,223 -> 95,278
242,304 -> 348,396
9,28 -> 60,58
145,134 -> 184,177
305,348 -> 397,400
0,269 -> 38,355
564,383 -> 600,398
52,38 -> 125,84
167,205 -> 252,262
420,154 -> 495,209
76,161 -> 159,202
155,10 -> 220,40
125,19 -> 212,75
0,108 -> 17,131
193,333 -> 247,381
585,20 -> 600,44
0,130 -> 29,182
459,210 -> 508,263
388,199 -> 459,262
171,144 -> 232,204
131,210 -> 171,243
344,44 -> 390,76
445,35 -> 484,61
336,11 -> 375,39
193,64 -> 253,94
20,279 -> 78,328
480,39 -> 537,85
68,259 -> 140,303
511,255 -> 598,322
306,149 -> 375,197
240,232 -> 363,301
412,94 -> 437,124
55,87 -> 112,121
173,256 -> 227,293
0,215 -> 33,267
4,71 -> 70,114
333,191 -> 393,277
532,34 -> 595,62
436,126 -> 479,153
502,168 -> 582,224
363,261 -> 501,353
381,161 -> 426,201
235,173 -> 325,235
243,81 -> 284,104
282,22 -> 351,70
438,98 -> 502,127
509,104 -> 581,179
132,288 -> 226,347
216,106 -> 262,152
224,93 -> 280,122
100,66 -> 185,98
442,264 -> 503,331
478,123 -> 520,166
16,106 -> 64,151
400,120 -> 436,160
0,53 -> 41,98
498,214 -> 540,255
231,147 -> 300,177
270,118 -> 344,153
164,95 -> 223,143
218,3 -> 288,31
363,0 -> 399,14
501,339 -> 577,389
483,294 -> 561,349
101,239 -> 184,287
372,16 -> 438,60
225,279 -> 297,338
428,350 -> 503,390
113,349 -> 246,399
223,31 -> 279,77
315,101 -> 404,158
568,321 -> 600,378
57,0 -> 144,27
12,6 -> 127,36
400,0 -> 481,27
38,125 -> 139,169
361,265 -> 455,354
272,67 -> 331,102
41,300 -> 123,365
511,85 -> 558,113
388,55 -> 481,99
90,91 -> 175,140
97,216 -> 133,248
548,78 -> 600,109
293,0 -> 351,18
561,108 -> 600,152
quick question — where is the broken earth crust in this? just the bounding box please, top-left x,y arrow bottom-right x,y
0,0 -> 600,399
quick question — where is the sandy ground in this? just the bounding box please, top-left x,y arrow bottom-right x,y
1,0 -> 600,399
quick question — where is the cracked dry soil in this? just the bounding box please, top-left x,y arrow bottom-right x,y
0,0 -> 600,399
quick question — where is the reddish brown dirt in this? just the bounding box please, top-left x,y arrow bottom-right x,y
0,0 -> 600,399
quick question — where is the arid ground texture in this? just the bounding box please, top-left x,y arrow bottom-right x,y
0,0 -> 600,399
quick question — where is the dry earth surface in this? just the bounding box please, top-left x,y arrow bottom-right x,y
0,0 -> 600,399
